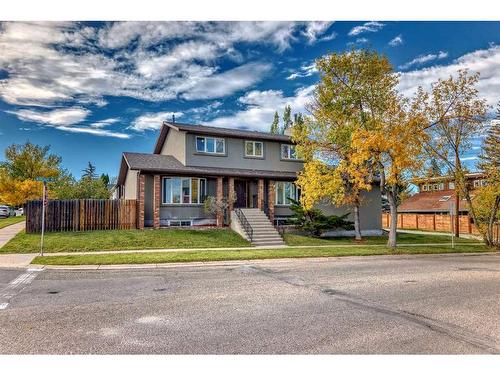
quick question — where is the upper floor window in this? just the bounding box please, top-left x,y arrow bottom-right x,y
245,141 -> 263,158
196,136 -> 225,154
448,181 -> 455,190
422,182 -> 444,192
473,179 -> 487,188
281,144 -> 299,160
275,181 -> 300,205
162,177 -> 207,204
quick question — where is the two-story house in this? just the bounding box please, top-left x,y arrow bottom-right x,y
115,121 -> 382,243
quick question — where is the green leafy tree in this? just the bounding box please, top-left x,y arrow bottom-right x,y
293,113 -> 304,127
282,105 -> 292,134
0,142 -> 62,206
270,111 -> 280,134
100,173 -> 110,187
0,142 -> 61,180
474,104 -> 500,246
82,162 -> 97,180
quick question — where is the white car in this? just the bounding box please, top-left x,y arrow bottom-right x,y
0,205 -> 13,218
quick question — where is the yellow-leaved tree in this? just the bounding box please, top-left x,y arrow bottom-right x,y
351,94 -> 425,249
293,50 -> 399,241
0,142 -> 61,207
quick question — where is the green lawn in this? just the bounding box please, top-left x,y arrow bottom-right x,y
31,243 -> 492,266
1,228 -> 251,254
0,216 -> 25,229
283,232 -> 480,246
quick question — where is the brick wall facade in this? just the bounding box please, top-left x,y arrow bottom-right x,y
257,178 -> 264,210
153,175 -> 160,229
216,176 -> 224,227
137,173 -> 145,229
268,180 -> 275,223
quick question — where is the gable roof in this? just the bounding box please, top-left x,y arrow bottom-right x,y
398,190 -> 471,213
153,121 -> 292,154
117,152 -> 298,185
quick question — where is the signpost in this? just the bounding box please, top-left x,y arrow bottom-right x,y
35,177 -> 54,256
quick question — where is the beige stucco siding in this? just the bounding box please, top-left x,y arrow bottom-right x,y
123,169 -> 138,199
161,129 -> 186,164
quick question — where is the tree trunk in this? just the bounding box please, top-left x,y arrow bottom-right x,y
454,154 -> 460,237
353,203 -> 362,241
454,188 -> 460,237
486,196 -> 500,247
387,186 -> 398,249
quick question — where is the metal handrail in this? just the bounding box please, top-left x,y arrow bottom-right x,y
234,208 -> 253,241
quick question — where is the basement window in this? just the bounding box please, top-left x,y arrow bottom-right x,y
168,220 -> 193,227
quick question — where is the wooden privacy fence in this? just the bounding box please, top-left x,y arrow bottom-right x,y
26,199 -> 137,233
381,212 -> 479,235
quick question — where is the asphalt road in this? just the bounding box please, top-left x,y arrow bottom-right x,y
0,253 -> 499,354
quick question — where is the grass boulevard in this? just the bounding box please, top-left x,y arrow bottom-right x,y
0,227 -> 489,266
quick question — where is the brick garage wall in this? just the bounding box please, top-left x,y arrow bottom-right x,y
382,212 -> 478,234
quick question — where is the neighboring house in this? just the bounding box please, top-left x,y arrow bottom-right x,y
115,121 -> 382,239
399,172 -> 487,214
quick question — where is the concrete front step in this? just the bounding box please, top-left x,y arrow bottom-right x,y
235,208 -> 284,246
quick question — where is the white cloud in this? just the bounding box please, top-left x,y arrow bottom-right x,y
356,37 -> 369,44
286,63 -> 317,80
131,111 -> 183,131
399,51 -> 448,70
181,62 -> 272,100
348,21 -> 384,36
205,85 -> 315,132
0,22 -> 287,113
89,118 -> 120,128
6,108 -> 129,138
54,126 -> 130,139
398,45 -> 500,106
98,21 -> 299,52
389,34 -> 403,47
7,107 -> 90,126
301,22 -> 334,44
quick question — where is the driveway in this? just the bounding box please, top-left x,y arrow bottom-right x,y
0,253 -> 499,354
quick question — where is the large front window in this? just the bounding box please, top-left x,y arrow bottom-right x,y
162,177 -> 207,204
196,136 -> 225,154
275,181 -> 300,205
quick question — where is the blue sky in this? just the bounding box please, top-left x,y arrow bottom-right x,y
0,21 -> 499,179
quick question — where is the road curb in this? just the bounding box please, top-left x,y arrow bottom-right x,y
25,251 -> 500,271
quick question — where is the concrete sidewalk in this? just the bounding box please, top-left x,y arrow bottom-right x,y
0,220 -> 25,248
0,221 -> 35,268
26,251 -> 500,271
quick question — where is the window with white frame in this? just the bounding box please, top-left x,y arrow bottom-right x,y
281,144 -> 299,160
245,141 -> 263,157
196,136 -> 225,154
448,181 -> 455,189
275,181 -> 300,205
162,177 -> 207,204
473,179 -> 487,188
